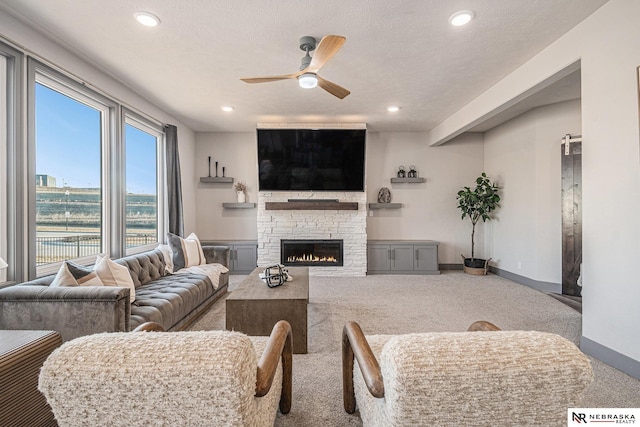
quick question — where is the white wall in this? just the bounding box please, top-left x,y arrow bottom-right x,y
428,0 -> 640,364
0,13 -> 198,234
483,99 -> 581,283
366,132 -> 484,264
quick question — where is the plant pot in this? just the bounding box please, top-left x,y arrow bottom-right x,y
462,257 -> 491,276
237,191 -> 246,203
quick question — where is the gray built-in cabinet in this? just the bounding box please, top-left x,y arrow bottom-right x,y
202,240 -> 258,274
367,240 -> 440,274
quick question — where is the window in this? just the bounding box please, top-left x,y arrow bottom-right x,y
34,80 -> 105,269
124,114 -> 164,253
27,60 -> 166,277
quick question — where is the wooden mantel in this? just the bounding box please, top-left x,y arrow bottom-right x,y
265,201 -> 359,211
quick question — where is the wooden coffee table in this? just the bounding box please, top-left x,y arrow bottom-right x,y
226,267 -> 309,354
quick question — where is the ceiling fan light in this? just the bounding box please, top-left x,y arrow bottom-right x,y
298,73 -> 318,89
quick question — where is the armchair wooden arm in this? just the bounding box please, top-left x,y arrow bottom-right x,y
342,320 -> 384,414
132,322 -> 166,332
467,320 -> 501,331
255,320 -> 293,414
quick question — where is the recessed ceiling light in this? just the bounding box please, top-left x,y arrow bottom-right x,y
449,10 -> 475,27
221,106 -> 235,112
387,106 -> 401,113
134,12 -> 160,27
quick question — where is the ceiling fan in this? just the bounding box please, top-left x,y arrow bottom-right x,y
240,35 -> 350,99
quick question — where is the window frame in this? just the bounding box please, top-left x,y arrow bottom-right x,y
0,42 -> 24,284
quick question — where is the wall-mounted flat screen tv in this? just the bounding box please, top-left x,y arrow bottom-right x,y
257,128 -> 366,191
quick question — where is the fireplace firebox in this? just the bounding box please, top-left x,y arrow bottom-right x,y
281,239 -> 344,267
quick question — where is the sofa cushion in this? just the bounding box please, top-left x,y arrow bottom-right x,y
50,261 -> 104,287
129,273 -> 215,330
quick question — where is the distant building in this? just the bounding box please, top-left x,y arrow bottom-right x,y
36,174 -> 57,187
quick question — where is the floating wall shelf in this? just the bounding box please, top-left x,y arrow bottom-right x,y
200,177 -> 234,183
368,203 -> 403,209
265,201 -> 358,211
223,203 -> 256,209
390,177 -> 426,183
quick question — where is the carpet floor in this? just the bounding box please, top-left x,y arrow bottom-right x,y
189,271 -> 640,426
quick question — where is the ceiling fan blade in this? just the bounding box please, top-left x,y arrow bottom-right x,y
306,35 -> 346,73
240,72 -> 301,83
317,75 -> 350,99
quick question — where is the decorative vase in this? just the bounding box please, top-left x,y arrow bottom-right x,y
237,191 -> 246,203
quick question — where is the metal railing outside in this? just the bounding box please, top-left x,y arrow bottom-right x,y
35,233 -> 156,266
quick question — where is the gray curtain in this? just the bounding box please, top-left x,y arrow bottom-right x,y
165,125 -> 184,237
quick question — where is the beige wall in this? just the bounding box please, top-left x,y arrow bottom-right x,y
195,130 -> 484,264
195,132 -> 258,240
429,0 -> 640,364
366,131 -> 484,264
483,99 -> 581,283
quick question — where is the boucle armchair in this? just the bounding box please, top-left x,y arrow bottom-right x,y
39,320 -> 292,427
342,321 -> 593,427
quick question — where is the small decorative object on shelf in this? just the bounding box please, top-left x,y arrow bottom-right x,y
222,166 -> 226,177
397,166 -> 406,178
377,187 -> 392,203
207,156 -> 212,177
408,165 -> 417,178
215,161 -> 219,177
234,181 -> 247,203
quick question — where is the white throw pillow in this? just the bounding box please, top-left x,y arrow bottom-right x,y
50,261 -> 105,287
94,255 -> 136,303
167,232 -> 206,271
156,244 -> 174,274
190,233 -> 207,266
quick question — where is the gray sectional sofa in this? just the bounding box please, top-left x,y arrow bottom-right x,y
0,246 -> 230,341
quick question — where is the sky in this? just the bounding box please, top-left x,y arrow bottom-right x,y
35,83 -> 157,194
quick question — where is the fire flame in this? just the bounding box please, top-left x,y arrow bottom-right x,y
287,254 -> 338,263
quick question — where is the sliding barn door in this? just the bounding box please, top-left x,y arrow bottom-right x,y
561,140 -> 582,296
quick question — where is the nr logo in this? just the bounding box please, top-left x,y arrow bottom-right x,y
572,412 -> 588,423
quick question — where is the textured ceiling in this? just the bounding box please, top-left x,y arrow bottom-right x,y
0,0 -> 607,132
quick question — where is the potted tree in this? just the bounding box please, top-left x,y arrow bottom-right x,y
456,172 -> 500,275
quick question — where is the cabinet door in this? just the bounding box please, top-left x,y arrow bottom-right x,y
368,245 -> 391,271
390,245 -> 414,271
233,244 -> 258,273
414,245 -> 438,272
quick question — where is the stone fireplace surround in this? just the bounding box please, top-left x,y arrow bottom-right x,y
257,191 -> 367,276
256,122 -> 367,277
